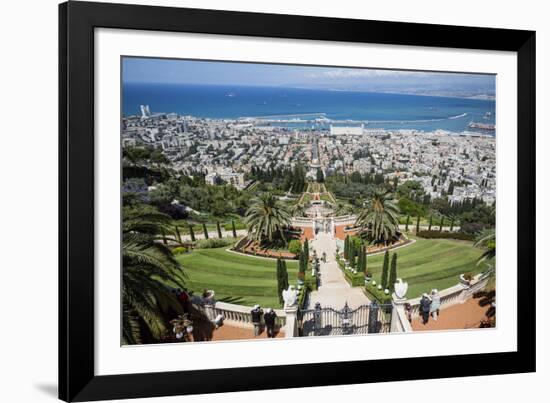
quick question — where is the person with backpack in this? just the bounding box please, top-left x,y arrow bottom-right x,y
263,308 -> 278,338
250,305 -> 264,336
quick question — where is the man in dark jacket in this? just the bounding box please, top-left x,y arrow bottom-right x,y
263,308 -> 278,338
250,305 -> 264,336
419,293 -> 432,325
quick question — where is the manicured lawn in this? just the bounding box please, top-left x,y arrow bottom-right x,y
366,237 -> 486,298
176,248 -> 299,307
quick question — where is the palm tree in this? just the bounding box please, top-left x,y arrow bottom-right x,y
356,189 -> 400,244
292,203 -> 306,217
335,202 -> 353,216
474,229 -> 496,266
244,193 -> 292,243
122,209 -> 185,344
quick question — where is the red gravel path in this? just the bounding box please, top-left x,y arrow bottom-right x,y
412,297 -> 490,331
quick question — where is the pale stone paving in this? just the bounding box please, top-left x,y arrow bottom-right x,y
308,231 -> 370,309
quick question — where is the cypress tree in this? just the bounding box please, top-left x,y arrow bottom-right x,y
202,222 -> 209,239
216,221 -> 223,238
276,258 -> 289,305
357,244 -> 365,273
349,241 -> 357,267
304,240 -> 309,262
389,253 -> 398,291
405,214 -> 410,232
381,250 -> 390,289
174,225 -> 182,243
232,220 -> 237,238
299,250 -> 307,274
189,224 -> 196,242
428,215 -> 433,231
416,216 -> 420,234
281,259 -> 289,292
344,235 -> 349,260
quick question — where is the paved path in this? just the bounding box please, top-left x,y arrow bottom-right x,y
411,297 -> 489,331
308,231 -> 370,309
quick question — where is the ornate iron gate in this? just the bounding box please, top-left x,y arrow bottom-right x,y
300,302 -> 392,336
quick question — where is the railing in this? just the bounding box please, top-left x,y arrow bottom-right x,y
195,299 -> 286,327
406,273 -> 490,319
333,214 -> 357,225
291,217 -> 315,226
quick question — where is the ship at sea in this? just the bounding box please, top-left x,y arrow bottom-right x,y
468,121 -> 495,131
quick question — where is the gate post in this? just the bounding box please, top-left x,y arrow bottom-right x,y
284,305 -> 299,337
282,286 -> 299,337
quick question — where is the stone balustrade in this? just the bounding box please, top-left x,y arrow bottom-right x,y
405,273 -> 489,320
390,302 -> 414,332
197,300 -> 286,327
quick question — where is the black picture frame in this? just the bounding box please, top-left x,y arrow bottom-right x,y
59,1 -> 536,401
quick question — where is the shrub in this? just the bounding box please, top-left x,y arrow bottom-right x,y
416,230 -> 475,241
195,237 -> 237,249
288,239 -> 302,255
172,246 -> 188,255
364,282 -> 392,304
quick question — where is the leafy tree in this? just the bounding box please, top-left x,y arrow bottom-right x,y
405,214 -> 410,232
380,250 -> 390,289
288,239 -> 302,255
202,222 -> 209,239
439,215 -> 445,232
356,189 -> 400,244
389,253 -> 398,291
244,193 -> 292,243
428,215 -> 433,231
416,215 -> 420,234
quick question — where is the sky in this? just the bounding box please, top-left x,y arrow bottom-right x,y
122,57 -> 495,97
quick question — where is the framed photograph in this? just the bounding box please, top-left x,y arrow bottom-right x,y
59,1 -> 535,401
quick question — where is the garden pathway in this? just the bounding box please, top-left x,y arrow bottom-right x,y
308,231 -> 370,309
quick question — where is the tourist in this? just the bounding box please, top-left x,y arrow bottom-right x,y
250,304 -> 264,336
419,293 -> 432,325
322,251 -> 327,263
430,289 -> 441,321
404,303 -> 412,323
264,308 -> 277,338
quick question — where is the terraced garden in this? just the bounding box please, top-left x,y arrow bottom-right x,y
176,248 -> 299,307
366,237 -> 487,298
174,236 -> 488,309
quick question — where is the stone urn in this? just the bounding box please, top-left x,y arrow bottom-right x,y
459,273 -> 472,286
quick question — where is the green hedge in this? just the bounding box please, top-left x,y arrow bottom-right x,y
195,237 -> 239,249
364,282 -> 392,304
335,255 -> 365,287
416,230 -> 475,241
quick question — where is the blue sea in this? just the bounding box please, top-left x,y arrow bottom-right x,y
122,83 -> 496,133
